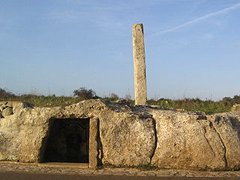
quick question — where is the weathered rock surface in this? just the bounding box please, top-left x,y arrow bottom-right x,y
0,100 -> 156,166
232,104 -> 240,112
99,106 -> 155,166
0,100 -> 240,170
2,107 -> 13,117
149,108 -> 240,170
150,110 -> 223,170
209,114 -> 240,170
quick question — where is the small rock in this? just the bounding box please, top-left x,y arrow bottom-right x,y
232,104 -> 240,112
2,107 -> 13,117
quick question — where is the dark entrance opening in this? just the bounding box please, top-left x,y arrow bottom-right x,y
43,118 -> 89,163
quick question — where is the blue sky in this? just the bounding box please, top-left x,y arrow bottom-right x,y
0,0 -> 240,100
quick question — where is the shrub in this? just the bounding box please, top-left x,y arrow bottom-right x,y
124,94 -> 132,102
0,88 -> 15,99
73,87 -> 97,100
110,93 -> 119,100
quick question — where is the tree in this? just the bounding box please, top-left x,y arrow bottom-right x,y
0,88 -> 15,98
233,95 -> 240,104
73,87 -> 97,100
110,93 -> 119,100
222,97 -> 232,106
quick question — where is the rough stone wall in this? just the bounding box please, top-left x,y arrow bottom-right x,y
0,100 -> 240,170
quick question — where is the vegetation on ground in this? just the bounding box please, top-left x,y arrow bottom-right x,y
73,87 -> 99,100
0,87 -> 239,114
147,98 -> 232,114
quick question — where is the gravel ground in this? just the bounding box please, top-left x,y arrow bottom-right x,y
0,161 -> 239,178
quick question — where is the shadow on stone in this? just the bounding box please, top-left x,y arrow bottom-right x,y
42,118 -> 89,163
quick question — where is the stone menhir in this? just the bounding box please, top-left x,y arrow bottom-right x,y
132,23 -> 147,105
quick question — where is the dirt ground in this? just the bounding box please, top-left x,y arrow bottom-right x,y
0,161 -> 239,178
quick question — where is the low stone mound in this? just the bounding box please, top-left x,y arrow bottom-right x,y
0,99 -> 239,170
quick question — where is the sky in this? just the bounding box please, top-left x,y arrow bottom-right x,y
0,0 -> 240,100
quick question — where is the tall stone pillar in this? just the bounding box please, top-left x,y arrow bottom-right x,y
132,23 -> 147,105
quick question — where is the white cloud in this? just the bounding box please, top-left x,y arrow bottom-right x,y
147,2 -> 240,38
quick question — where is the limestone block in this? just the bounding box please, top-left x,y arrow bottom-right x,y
0,99 -> 240,171
150,109 -> 239,170
210,114 -> 240,170
100,112 -> 156,166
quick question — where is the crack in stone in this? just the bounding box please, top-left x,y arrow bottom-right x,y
197,120 -> 216,164
208,117 -> 228,168
149,118 -> 158,164
97,119 -> 104,165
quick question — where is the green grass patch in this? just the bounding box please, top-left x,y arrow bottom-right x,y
0,86 -> 237,114
147,98 -> 232,114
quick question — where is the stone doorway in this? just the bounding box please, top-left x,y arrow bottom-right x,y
42,118 -> 90,163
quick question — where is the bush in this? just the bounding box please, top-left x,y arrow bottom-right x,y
124,94 -> 132,102
0,88 -> 15,99
73,87 -> 97,100
110,93 -> 119,100
147,97 -> 232,114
